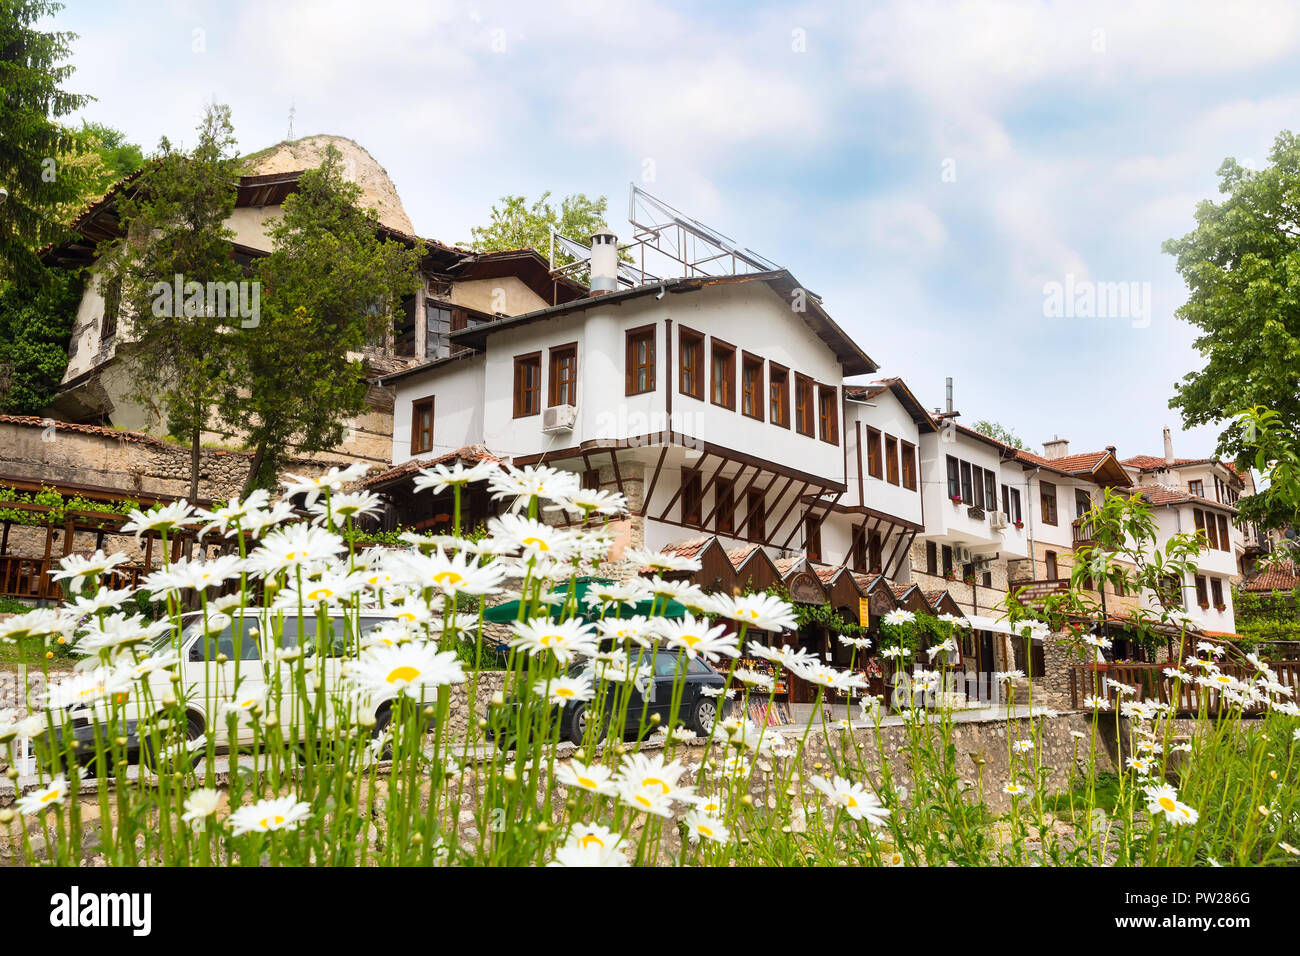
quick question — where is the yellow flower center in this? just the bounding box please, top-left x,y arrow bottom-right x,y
578,833 -> 604,849
555,687 -> 576,698
307,588 -> 332,601
284,552 -> 297,561
746,609 -> 760,619
397,612 -> 416,622
386,665 -> 420,684
1158,796 -> 1177,813
577,777 -> 598,790
40,789 -> 60,803
240,699 -> 256,708
634,794 -> 652,808
698,825 -> 714,837
679,634 -> 700,647
642,777 -> 669,795
521,536 -> 550,551
540,634 -> 563,647
259,815 -> 286,829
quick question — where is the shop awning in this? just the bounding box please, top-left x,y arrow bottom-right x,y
963,614 -> 1015,635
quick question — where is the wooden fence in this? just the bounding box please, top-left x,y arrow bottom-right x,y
1069,661 -> 1300,716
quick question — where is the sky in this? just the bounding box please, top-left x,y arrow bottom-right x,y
51,0 -> 1300,463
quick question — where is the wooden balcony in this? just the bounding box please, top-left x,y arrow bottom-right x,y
1071,518 -> 1095,548
1007,578 -> 1070,601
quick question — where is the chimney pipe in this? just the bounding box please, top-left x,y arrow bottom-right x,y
945,377 -> 953,414
1163,426 -> 1175,465
589,228 -> 618,295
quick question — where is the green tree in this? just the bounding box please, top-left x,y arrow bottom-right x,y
1164,130 -> 1300,529
971,419 -> 1027,449
228,145 -> 422,493
0,0 -> 94,284
107,103 -> 242,500
0,264 -> 83,411
466,191 -> 613,266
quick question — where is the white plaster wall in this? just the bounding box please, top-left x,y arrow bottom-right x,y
844,390 -> 923,525
391,355 -> 486,464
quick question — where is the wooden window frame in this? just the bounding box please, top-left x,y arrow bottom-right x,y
741,353 -> 764,421
1195,575 -> 1208,606
710,338 -> 737,411
794,374 -> 815,437
410,396 -> 435,456
804,515 -> 822,562
1216,514 -> 1229,552
1045,550 -> 1058,579
851,526 -> 867,571
817,384 -> 838,444
746,488 -> 766,541
1189,479 -> 1204,498
946,455 -> 959,498
678,326 -> 704,401
901,441 -> 917,491
769,363 -> 790,428
885,434 -> 900,485
625,324 -> 656,396
1211,577 -> 1224,608
960,460 -> 974,505
548,342 -> 578,408
941,545 -> 953,576
1040,481 -> 1058,526
869,530 -> 883,572
984,470 -> 998,512
512,352 -> 542,418
926,541 -> 938,575
682,470 -> 703,527
715,477 -> 735,535
868,429 -> 883,480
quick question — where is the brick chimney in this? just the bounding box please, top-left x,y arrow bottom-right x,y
1042,435 -> 1069,460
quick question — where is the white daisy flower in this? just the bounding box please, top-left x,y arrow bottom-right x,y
809,775 -> 889,825
228,795 -> 312,836
17,775 -> 69,815
683,810 -> 730,845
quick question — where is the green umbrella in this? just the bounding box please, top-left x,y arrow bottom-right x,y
482,576 -> 689,624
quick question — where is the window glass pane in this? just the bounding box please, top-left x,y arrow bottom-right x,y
425,305 -> 451,360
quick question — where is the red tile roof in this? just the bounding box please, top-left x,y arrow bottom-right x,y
361,444 -> 504,490
0,415 -> 165,447
659,536 -> 714,560
1241,567 -> 1299,592
1134,485 -> 1237,513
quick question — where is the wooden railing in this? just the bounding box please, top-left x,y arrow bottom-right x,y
1008,578 -> 1070,601
0,557 -> 149,603
1069,661 -> 1300,715
1071,518 -> 1095,547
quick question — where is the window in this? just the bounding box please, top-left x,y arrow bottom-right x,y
425,304 -> 452,360
818,385 -> 838,443
410,397 -> 434,455
679,327 -> 704,400
1045,550 -> 1058,579
1075,490 -> 1091,519
885,435 -> 899,485
960,461 -> 974,505
715,478 -> 735,535
625,325 -> 656,395
582,469 -> 600,490
1001,485 -> 1022,523
1189,479 -> 1204,498
869,531 -> 883,572
942,545 -> 953,576
946,456 -> 960,498
512,353 -> 541,417
805,516 -> 822,562
982,571 -> 992,587
682,470 -> 702,527
1195,575 -> 1208,606
852,527 -> 867,571
549,343 -> 577,407
746,488 -> 765,541
1158,574 -> 1184,609
1211,578 -> 1224,607
101,274 -> 121,342
1216,514 -> 1229,552
741,354 -> 764,420
868,429 -> 883,480
394,297 -> 417,356
901,442 -> 917,490
1193,508 -> 1208,548
769,364 -> 789,427
1040,482 -> 1058,525
794,374 -> 815,436
926,541 -> 938,575
710,340 -> 736,409
984,470 -> 998,512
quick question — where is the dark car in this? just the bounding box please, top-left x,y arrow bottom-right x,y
491,648 -> 728,748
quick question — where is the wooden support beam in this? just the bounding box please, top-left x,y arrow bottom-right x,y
775,482 -> 814,551
641,446 -> 669,517
656,451 -> 709,523
608,448 -> 626,500
884,530 -> 916,579
842,520 -> 867,569
700,462 -> 747,530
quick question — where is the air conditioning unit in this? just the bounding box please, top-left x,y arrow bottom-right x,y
954,546 -> 973,565
989,511 -> 1008,532
542,404 -> 577,433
